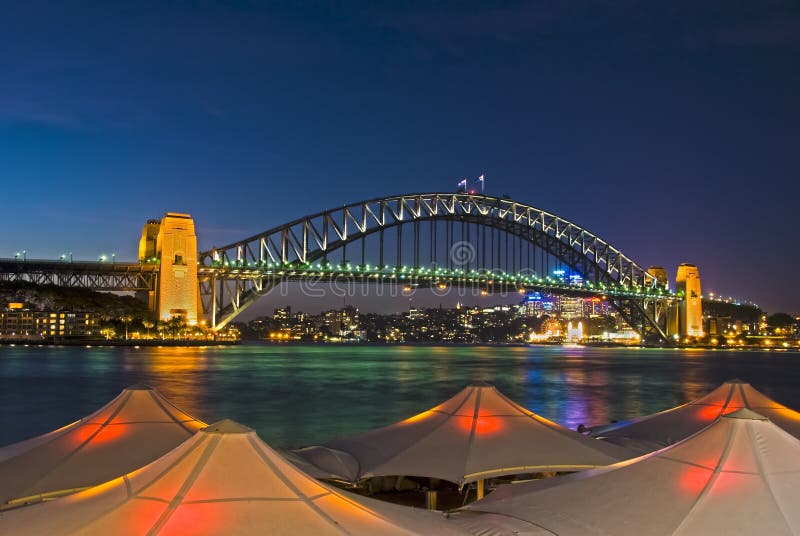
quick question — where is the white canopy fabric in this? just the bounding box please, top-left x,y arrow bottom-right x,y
454,409 -> 800,536
592,379 -> 800,453
0,419 -> 470,536
0,384 -> 206,508
295,384 -> 632,485
290,445 -> 361,482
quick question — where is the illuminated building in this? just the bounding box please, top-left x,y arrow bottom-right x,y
676,263 -> 703,337
560,297 -> 583,319
521,293 -> 544,317
1,303 -> 97,338
566,321 -> 584,342
583,297 -> 608,317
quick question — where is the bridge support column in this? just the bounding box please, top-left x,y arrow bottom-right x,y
139,213 -> 200,326
676,264 -> 703,339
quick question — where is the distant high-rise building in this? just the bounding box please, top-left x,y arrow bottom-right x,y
560,297 -> 583,319
676,263 -> 703,337
521,293 -> 544,317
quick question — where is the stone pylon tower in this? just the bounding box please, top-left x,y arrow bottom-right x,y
646,266 -> 669,289
138,213 -> 200,325
676,263 -> 703,338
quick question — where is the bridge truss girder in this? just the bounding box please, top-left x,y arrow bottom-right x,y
0,260 -> 156,291
197,193 -> 672,339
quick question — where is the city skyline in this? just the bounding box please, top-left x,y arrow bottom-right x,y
2,2 -> 798,313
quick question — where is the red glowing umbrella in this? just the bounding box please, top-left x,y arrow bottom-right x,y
592,379 -> 800,453
454,408 -> 800,536
295,384 -> 630,486
0,420 -> 469,536
0,384 -> 205,509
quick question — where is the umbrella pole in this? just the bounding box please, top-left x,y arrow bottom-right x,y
477,479 -> 485,500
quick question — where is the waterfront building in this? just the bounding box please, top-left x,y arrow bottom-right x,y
0,302 -> 98,339
560,296 -> 583,319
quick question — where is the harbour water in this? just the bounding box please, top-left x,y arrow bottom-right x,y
1,344 -> 798,448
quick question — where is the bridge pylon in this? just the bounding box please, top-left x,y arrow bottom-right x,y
138,213 -> 200,326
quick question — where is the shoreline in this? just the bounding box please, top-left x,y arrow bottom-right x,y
0,338 -> 239,347
1,339 -> 793,351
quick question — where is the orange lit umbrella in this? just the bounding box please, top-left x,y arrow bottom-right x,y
295,384 -> 631,486
0,384 -> 205,508
592,379 -> 800,453
0,420 -> 469,536
454,409 -> 800,536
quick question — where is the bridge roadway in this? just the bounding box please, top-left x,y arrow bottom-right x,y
0,258 -> 157,291
0,257 -> 679,301
203,262 -> 679,302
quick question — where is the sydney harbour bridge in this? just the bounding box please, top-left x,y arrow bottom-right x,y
0,193 -> 690,341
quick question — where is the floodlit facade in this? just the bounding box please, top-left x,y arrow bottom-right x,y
676,263 -> 703,337
138,213 -> 200,325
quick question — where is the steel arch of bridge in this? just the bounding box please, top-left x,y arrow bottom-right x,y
199,193 -> 671,338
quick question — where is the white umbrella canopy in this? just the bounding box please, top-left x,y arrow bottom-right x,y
0,384 -> 206,508
592,379 -> 800,453
0,420 -> 470,536
295,384 -> 632,485
289,445 -> 361,482
454,409 -> 800,536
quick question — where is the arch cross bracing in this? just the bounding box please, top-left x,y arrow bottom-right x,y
198,193 -> 673,339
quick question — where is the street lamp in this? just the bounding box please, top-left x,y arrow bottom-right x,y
99,255 -> 107,263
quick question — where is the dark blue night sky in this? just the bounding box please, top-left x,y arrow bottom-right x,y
1,1 -> 798,314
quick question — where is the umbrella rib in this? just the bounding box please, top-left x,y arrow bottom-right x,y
361,387 -> 477,481
246,434 -> 353,536
73,434 -> 211,535
738,384 -> 750,409
148,390 -> 204,434
19,390 -> 134,499
745,420 -> 794,533
720,384 -> 735,414
463,388 -> 484,484
145,435 -> 222,536
669,418 -> 738,535
454,511 -> 562,536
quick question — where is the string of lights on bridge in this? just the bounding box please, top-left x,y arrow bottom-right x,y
201,257 -> 677,299
8,250 -> 758,308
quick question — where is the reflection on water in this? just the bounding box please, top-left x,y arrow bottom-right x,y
1,344 -> 799,448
